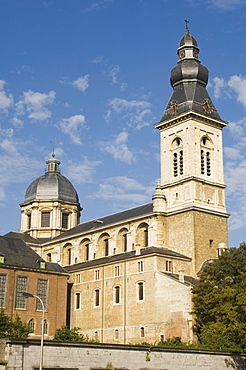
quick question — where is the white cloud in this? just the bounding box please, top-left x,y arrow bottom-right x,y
0,80 -> 6,90
93,176 -> 154,205
228,117 -> 246,139
0,89 -> 14,113
224,147 -> 243,161
107,98 -> 154,130
16,90 -> 56,121
64,157 -> 101,184
84,0 -> 113,12
109,65 -> 120,84
99,131 -> 135,164
212,77 -> 226,99
0,138 -> 43,191
11,117 -> 24,128
72,75 -> 89,92
57,115 -> 86,145
120,82 -> 128,92
0,127 -> 14,138
208,0 -> 246,10
228,75 -> 246,108
91,55 -> 105,64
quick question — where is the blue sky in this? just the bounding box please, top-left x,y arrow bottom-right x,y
0,0 -> 246,248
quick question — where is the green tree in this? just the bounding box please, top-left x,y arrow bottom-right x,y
53,325 -> 86,342
192,243 -> 246,351
0,309 -> 30,339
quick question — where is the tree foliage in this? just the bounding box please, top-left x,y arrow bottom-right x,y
53,325 -> 97,342
0,309 -> 30,339
192,243 -> 246,351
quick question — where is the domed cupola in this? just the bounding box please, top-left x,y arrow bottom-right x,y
160,24 -> 220,122
20,154 -> 82,239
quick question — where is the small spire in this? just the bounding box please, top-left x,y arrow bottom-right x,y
184,18 -> 189,33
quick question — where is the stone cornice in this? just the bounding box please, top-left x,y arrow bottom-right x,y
155,110 -> 227,131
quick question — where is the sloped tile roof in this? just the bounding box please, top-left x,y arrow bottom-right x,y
44,202 -> 154,244
65,246 -> 190,272
0,236 -> 67,274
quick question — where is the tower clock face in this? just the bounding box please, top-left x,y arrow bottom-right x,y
180,52 -> 185,58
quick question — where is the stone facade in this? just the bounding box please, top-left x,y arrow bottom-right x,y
8,29 -> 230,345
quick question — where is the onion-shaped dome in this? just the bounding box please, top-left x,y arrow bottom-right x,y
160,28 -> 221,122
24,154 -> 79,204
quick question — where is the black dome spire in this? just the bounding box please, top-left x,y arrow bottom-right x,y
160,27 -> 220,122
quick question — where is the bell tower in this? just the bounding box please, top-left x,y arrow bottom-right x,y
154,26 -> 229,275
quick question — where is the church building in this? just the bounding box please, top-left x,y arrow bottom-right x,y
4,28 -> 229,344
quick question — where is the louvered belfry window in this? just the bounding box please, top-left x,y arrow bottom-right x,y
41,212 -> 50,227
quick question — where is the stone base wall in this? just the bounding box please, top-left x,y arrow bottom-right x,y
1,339 -> 245,370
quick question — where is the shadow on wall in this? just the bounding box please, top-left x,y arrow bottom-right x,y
224,356 -> 246,370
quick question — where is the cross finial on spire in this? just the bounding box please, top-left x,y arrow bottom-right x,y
184,19 -> 189,32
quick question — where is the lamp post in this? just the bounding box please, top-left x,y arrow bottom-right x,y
23,292 -> 44,370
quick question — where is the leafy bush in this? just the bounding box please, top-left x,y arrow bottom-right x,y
0,309 -> 30,339
53,325 -> 98,342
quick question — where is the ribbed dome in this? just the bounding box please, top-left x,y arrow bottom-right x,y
170,60 -> 208,88
179,32 -> 198,48
24,155 -> 79,204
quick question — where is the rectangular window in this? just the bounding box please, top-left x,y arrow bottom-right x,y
95,270 -> 100,280
138,282 -> 144,301
95,289 -> 100,307
41,212 -> 50,227
27,213 -> 31,229
85,244 -> 89,261
15,276 -> 28,309
115,286 -> 120,304
36,278 -> 48,311
75,274 -> 81,284
62,213 -> 69,229
138,261 -> 144,272
166,260 -> 172,272
123,233 -> 127,252
0,274 -> 7,308
105,239 -> 109,256
75,292 -> 81,309
114,266 -> 120,277
144,229 -> 148,247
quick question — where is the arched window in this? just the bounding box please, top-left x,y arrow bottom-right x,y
136,223 -> 149,248
140,327 -> 145,337
137,282 -> 144,301
98,233 -> 110,257
43,319 -> 48,335
28,318 -> 35,333
79,238 -> 91,262
63,243 -> 73,265
118,228 -> 128,253
200,136 -> 213,177
171,137 -> 183,177
115,329 -> 119,340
